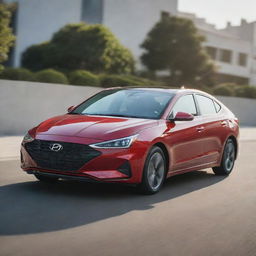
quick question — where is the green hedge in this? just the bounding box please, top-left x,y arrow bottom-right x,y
0,67 -> 162,87
212,83 -> 256,99
234,86 -> 256,99
4,67 -> 255,100
35,69 -> 68,84
212,83 -> 235,96
68,70 -> 100,86
0,67 -> 35,81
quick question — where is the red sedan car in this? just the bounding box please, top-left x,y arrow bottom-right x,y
21,88 -> 239,194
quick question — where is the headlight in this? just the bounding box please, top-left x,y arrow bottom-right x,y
23,132 -> 34,143
90,135 -> 138,149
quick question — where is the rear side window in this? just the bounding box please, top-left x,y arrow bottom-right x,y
213,101 -> 221,113
196,95 -> 216,115
172,94 -> 197,117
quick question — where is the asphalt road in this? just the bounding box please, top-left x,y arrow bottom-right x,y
0,140 -> 256,256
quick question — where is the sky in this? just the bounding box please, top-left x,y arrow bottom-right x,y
179,0 -> 256,29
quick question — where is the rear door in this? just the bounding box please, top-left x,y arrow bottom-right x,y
194,94 -> 225,165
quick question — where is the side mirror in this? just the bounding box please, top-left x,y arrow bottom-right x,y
171,112 -> 194,122
67,105 -> 75,113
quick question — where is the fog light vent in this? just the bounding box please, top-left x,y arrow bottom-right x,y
118,161 -> 132,178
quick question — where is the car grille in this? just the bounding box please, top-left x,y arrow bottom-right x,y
25,140 -> 101,171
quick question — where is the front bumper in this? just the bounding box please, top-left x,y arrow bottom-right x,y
26,170 -> 106,183
21,138 -> 147,184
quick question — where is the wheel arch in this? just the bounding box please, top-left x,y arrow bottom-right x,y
227,135 -> 238,159
153,142 -> 170,172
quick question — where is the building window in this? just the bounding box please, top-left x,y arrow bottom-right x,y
238,53 -> 247,67
219,49 -> 232,63
206,46 -> 217,60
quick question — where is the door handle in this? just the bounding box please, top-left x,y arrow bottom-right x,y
196,126 -> 205,132
221,121 -> 228,127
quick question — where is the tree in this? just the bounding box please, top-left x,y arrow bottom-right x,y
0,3 -> 15,71
21,42 -> 50,72
141,14 -> 216,86
22,23 -> 135,74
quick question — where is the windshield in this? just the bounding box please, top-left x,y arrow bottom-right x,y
71,89 -> 174,119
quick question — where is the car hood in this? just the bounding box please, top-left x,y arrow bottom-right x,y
35,114 -> 158,141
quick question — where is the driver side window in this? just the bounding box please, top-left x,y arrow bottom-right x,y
171,95 -> 197,117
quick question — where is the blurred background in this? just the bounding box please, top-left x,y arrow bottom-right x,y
1,0 -> 256,134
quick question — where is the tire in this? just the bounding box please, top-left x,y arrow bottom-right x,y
213,138 -> 236,175
34,174 -> 59,183
138,146 -> 167,195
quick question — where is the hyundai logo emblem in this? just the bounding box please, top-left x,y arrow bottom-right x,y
49,143 -> 63,152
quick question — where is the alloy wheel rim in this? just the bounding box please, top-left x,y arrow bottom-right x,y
224,141 -> 235,172
147,152 -> 165,190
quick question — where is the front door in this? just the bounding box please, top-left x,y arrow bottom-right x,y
164,94 -> 207,172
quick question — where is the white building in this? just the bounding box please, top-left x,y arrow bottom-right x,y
221,19 -> 256,85
5,0 -> 178,67
179,12 -> 256,85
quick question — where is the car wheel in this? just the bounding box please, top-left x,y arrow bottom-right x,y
34,174 -> 59,183
213,139 -> 236,175
138,146 -> 167,194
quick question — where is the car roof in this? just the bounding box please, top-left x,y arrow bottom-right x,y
104,87 -> 211,96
